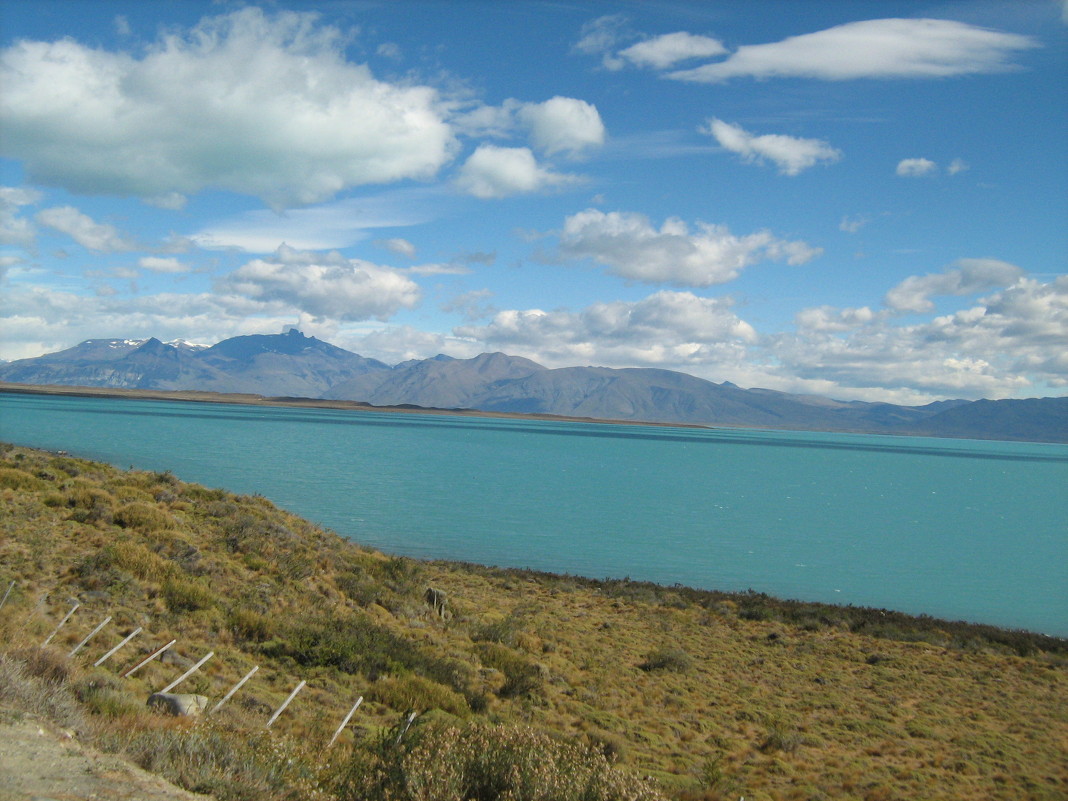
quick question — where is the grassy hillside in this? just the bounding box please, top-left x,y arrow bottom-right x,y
1,443 -> 1066,800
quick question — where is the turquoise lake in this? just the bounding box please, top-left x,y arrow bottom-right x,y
1,391 -> 1066,636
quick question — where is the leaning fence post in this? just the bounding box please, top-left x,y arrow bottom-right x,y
266,679 -> 306,728
395,711 -> 418,744
328,696 -> 363,747
211,665 -> 259,714
0,580 -> 14,613
68,615 -> 112,658
95,627 -> 143,667
159,651 -> 214,694
123,639 -> 177,678
41,603 -> 79,647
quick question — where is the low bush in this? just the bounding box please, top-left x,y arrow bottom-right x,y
333,718 -> 665,801
162,577 -> 217,613
0,649 -> 87,734
107,720 -> 322,801
367,674 -> 470,717
0,467 -> 49,492
639,647 -> 693,673
113,502 -> 173,533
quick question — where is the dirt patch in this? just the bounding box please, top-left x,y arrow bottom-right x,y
0,709 -> 210,801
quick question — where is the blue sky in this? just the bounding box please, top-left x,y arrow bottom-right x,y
1,0 -> 1065,404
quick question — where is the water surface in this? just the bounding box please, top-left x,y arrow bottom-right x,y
2,391 -> 1065,635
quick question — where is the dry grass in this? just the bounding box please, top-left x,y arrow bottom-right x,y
1,442 -> 1066,800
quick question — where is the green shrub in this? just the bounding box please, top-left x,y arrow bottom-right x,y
0,467 -> 49,492
639,647 -> 693,673
162,577 -> 216,612
230,608 -> 277,642
114,502 -> 173,533
73,670 -> 143,717
333,719 -> 665,801
367,674 -> 470,717
108,721 -> 321,800
476,642 -> 545,698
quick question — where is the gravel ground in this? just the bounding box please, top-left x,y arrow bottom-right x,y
0,710 -> 209,801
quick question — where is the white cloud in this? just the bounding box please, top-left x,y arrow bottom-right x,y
618,32 -> 727,69
573,14 -> 630,70
35,206 -> 134,252
896,158 -> 938,177
0,186 -> 41,248
516,96 -> 605,157
0,283 -> 313,361
218,245 -> 420,321
455,145 -> 581,199
340,325 -> 485,365
839,214 -> 869,233
779,275 -> 1068,398
947,158 -> 970,175
702,118 -> 841,176
138,256 -> 189,274
558,209 -> 820,287
144,192 -> 188,211
375,237 -> 417,258
454,96 -> 605,159
0,7 -> 456,208
193,189 -> 438,253
668,19 -> 1037,83
456,290 -> 756,370
404,263 -> 471,276
884,258 -> 1025,313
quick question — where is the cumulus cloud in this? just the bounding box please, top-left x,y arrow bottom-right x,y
896,158 -> 938,177
218,245 -> 420,321
0,7 -> 455,208
702,118 -> 841,175
558,209 -> 820,286
516,97 -> 605,157
455,145 -> 581,198
456,290 -> 756,369
779,275 -> 1068,398
618,32 -> 727,69
35,206 -> 134,252
138,256 -> 189,274
0,282 -> 321,360
884,258 -> 1025,313
0,186 -> 41,248
454,96 -> 605,158
667,18 -> 1037,83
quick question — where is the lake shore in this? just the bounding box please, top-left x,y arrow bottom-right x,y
0,380 -> 709,429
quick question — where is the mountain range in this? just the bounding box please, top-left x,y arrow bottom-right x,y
2,329 -> 1065,443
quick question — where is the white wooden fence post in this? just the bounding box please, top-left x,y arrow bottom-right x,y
0,580 -> 14,613
159,651 -> 214,694
41,603 -> 79,647
210,665 -> 259,714
327,696 -> 363,747
123,639 -> 177,677
68,615 -> 112,657
395,711 -> 418,744
94,627 -> 143,667
266,679 -> 306,728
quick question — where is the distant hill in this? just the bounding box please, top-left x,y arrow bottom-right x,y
2,332 -> 1065,442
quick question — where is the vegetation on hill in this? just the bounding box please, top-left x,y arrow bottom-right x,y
1,443 -> 1066,800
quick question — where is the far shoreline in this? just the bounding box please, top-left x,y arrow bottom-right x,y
0,380 -> 714,430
